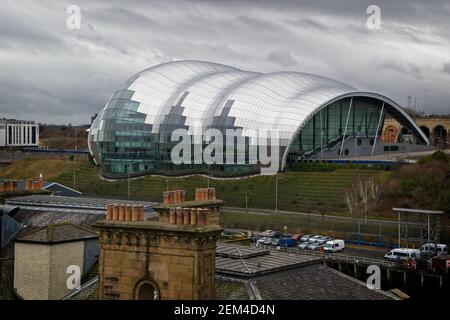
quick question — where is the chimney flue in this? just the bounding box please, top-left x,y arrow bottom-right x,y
176,207 -> 183,225
106,204 -> 113,220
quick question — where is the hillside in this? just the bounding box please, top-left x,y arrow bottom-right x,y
0,158 -> 390,216
0,158 -> 81,181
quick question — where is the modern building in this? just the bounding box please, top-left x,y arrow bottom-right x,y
88,60 -> 429,178
0,118 -> 39,148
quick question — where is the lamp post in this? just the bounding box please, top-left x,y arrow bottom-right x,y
73,167 -> 80,189
275,177 -> 281,215
245,190 -> 248,214
75,127 -> 78,151
127,171 -> 131,200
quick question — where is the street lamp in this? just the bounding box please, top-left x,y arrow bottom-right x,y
73,167 -> 80,189
275,177 -> 281,214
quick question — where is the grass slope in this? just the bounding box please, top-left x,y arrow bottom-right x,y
0,159 -> 390,216
54,162 -> 389,215
0,158 -> 80,181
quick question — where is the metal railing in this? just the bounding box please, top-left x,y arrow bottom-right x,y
251,243 -> 399,268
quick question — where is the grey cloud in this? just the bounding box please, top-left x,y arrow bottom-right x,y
268,51 -> 299,68
0,0 -> 449,125
376,58 -> 422,75
443,63 -> 450,74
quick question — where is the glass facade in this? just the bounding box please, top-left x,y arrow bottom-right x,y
88,60 -> 427,177
286,97 -> 383,160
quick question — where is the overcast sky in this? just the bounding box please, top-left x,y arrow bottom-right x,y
1,0 -> 449,125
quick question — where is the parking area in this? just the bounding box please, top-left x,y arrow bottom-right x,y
221,228 -> 448,265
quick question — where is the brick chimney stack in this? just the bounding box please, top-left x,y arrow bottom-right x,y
94,189 -> 223,300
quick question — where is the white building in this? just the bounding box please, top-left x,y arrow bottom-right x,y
0,118 -> 39,148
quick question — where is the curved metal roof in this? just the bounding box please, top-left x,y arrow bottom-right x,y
89,60 -> 428,170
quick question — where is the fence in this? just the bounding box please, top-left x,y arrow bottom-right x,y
250,243 -> 399,269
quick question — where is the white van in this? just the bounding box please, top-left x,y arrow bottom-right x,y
323,240 -> 345,252
384,248 -> 421,262
420,243 -> 448,257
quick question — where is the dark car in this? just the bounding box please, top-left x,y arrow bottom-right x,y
278,237 -> 297,247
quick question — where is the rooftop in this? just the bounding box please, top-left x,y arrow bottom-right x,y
248,264 -> 395,300
152,199 -> 225,209
93,219 -> 223,235
15,223 -> 98,244
6,195 -> 156,214
216,246 -> 321,277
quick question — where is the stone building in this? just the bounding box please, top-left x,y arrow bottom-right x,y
94,188 -> 223,300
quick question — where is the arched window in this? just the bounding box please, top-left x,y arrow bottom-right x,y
134,279 -> 160,300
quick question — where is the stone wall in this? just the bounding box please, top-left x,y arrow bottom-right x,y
95,221 -> 222,300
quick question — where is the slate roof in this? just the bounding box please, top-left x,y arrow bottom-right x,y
6,195 -> 156,214
216,249 -> 321,277
252,264 -> 395,300
15,223 -> 98,244
0,208 -> 103,300
11,209 -> 105,230
215,244 -> 396,300
216,244 -> 269,259
64,277 -> 99,300
215,278 -> 250,300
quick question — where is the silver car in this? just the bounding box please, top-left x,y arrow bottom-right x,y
308,235 -> 323,244
307,243 -> 324,251
316,236 -> 332,245
256,237 -> 269,246
298,241 -> 309,250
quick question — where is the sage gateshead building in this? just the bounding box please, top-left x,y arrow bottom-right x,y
88,60 -> 429,177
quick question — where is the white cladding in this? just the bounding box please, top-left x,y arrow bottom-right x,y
0,119 -> 39,147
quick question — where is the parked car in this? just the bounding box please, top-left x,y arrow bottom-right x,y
420,243 -> 448,257
308,243 -> 324,251
308,235 -> 323,244
323,240 -> 345,253
300,234 -> 313,242
262,230 -> 282,238
384,248 -> 421,262
251,235 -> 262,243
220,229 -> 247,240
256,237 -> 269,246
279,237 -> 298,247
298,241 -> 310,250
270,238 -> 280,246
316,236 -> 333,245
291,234 -> 304,242
263,237 -> 273,245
